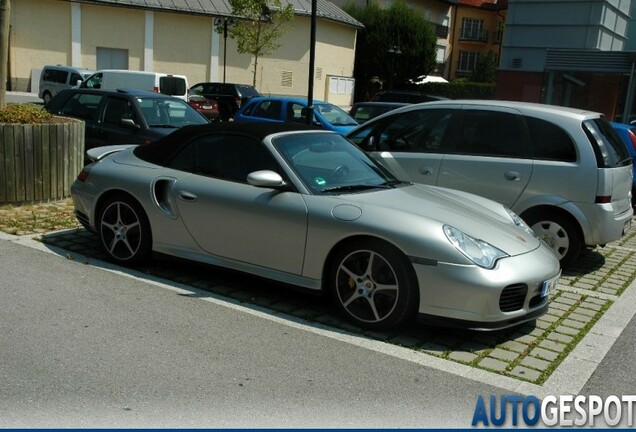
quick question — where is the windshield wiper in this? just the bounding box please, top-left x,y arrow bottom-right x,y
148,124 -> 177,128
321,184 -> 391,193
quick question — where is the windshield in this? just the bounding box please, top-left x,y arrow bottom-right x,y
138,97 -> 208,127
272,132 -> 399,194
315,103 -> 358,126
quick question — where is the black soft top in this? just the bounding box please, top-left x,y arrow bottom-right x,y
134,122 -> 318,166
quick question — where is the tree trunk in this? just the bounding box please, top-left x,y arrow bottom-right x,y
0,0 -> 10,108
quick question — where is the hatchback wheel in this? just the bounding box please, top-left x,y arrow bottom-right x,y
98,194 -> 152,264
43,91 -> 52,105
524,211 -> 581,269
328,239 -> 418,330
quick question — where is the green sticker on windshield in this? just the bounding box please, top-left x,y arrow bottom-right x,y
315,177 -> 326,186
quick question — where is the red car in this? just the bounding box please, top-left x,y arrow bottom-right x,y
188,94 -> 219,121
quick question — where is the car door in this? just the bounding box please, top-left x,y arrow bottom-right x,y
169,132 -> 308,274
95,96 -> 144,146
347,108 -> 454,184
438,107 -> 533,208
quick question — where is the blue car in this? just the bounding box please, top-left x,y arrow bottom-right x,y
233,96 -> 358,134
611,121 -> 636,206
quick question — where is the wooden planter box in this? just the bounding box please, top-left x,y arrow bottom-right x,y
0,118 -> 85,204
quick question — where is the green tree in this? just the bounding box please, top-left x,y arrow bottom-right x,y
224,0 -> 294,87
344,0 -> 437,100
470,50 -> 498,83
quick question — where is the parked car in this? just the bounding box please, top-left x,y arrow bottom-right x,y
188,94 -> 219,121
80,70 -> 189,100
189,82 -> 261,121
46,88 -> 208,155
39,65 -> 95,105
349,101 -> 408,124
71,122 -> 560,331
610,121 -> 636,207
371,90 -> 447,104
346,100 -> 634,268
234,96 -> 359,134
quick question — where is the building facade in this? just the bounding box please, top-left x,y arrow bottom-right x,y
9,0 -> 362,106
496,0 -> 633,119
448,0 -> 506,80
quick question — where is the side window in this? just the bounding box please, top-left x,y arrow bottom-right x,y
453,110 -> 527,158
69,73 -> 83,86
52,70 -> 68,84
168,134 -> 279,183
526,117 -> 577,162
251,100 -> 282,120
102,97 -> 136,126
84,73 -> 103,89
286,103 -> 306,123
374,109 -> 453,152
61,93 -> 103,120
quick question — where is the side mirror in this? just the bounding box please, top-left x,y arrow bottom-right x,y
121,118 -> 140,129
247,170 -> 286,188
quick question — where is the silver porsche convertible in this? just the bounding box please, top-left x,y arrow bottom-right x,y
71,122 -> 561,330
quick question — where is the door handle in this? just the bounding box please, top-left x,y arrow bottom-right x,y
504,171 -> 521,181
419,166 -> 434,175
178,191 -> 197,201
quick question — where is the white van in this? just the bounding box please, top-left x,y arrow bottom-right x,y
39,65 -> 95,104
79,70 -> 189,100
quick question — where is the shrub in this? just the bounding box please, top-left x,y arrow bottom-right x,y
0,103 -> 54,124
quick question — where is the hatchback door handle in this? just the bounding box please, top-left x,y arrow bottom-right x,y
419,166 -> 434,175
504,171 -> 521,181
179,191 -> 197,201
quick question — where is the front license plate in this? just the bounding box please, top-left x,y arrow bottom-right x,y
541,273 -> 560,298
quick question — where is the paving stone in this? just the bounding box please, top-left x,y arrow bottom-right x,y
546,332 -> 574,344
448,351 -> 479,363
572,282 -> 597,290
509,365 -> 542,382
512,334 -> 538,345
521,356 -> 551,371
575,307 -> 597,317
419,342 -> 447,355
538,314 -> 559,324
500,340 -> 528,353
579,302 -> 603,311
560,292 -> 583,301
539,339 -> 567,353
556,325 -> 580,336
478,357 -> 509,372
554,296 -> 578,306
529,347 -> 559,362
488,348 -> 519,362
535,319 -> 551,330
568,312 -> 594,323
561,318 -> 586,329
549,302 -> 571,312
585,297 -> 607,306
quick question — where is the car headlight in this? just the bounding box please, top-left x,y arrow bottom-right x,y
443,225 -> 508,269
505,208 -> 536,237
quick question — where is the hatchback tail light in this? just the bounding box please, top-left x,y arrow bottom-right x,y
153,86 -> 159,93
595,195 -> 612,204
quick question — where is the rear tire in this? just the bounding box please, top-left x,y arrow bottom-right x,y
523,210 -> 581,269
327,239 -> 418,330
43,91 -> 52,106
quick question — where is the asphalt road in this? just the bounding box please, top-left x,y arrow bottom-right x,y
0,237 -> 521,428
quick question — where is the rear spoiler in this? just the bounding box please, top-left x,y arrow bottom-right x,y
86,144 -> 138,163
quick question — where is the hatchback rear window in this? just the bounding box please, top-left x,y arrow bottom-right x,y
237,85 -> 260,98
159,77 -> 187,96
583,118 -> 631,168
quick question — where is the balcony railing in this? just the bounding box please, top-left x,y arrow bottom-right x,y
434,23 -> 449,39
460,29 -> 488,43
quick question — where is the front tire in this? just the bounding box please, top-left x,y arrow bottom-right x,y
524,210 -> 581,269
97,194 -> 152,265
328,239 -> 418,330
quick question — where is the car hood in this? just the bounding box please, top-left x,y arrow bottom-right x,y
339,183 -> 542,256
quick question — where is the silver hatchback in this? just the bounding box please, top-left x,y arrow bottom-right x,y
347,100 -> 634,268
